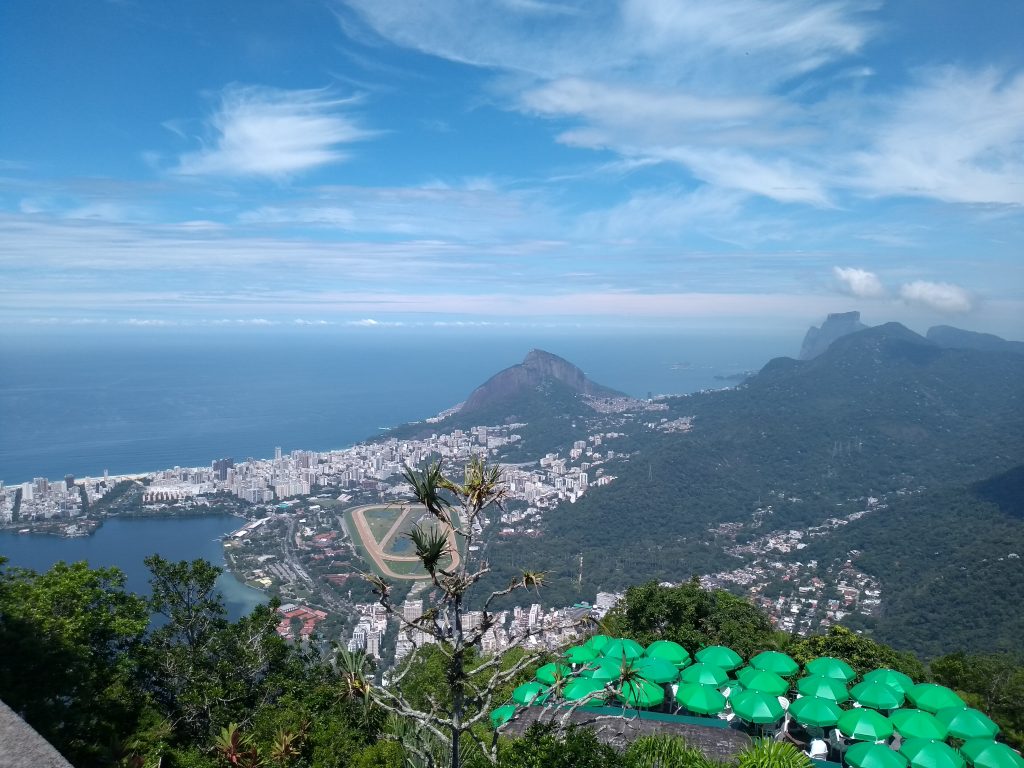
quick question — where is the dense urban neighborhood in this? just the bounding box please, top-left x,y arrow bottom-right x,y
3,394 -> 897,669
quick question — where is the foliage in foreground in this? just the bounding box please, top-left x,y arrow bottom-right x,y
3,558 -> 1024,766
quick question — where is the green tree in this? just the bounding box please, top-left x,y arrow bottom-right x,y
603,579 -> 778,656
0,558 -> 148,765
143,556 -> 291,744
496,723 -> 624,768
930,652 -> 1024,748
355,458 -> 581,768
787,625 -> 925,679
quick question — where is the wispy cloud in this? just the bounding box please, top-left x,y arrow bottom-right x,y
851,68 -> 1024,205
343,0 -> 873,206
833,266 -> 885,299
344,0 -> 874,86
899,280 -> 974,314
174,86 -> 373,177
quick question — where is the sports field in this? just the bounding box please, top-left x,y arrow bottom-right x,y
345,503 -> 462,580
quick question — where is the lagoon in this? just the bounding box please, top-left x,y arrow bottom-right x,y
0,514 -> 266,620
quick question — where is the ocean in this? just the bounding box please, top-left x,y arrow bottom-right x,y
0,327 -> 794,485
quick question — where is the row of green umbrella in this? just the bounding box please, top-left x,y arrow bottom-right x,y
553,656 -> 966,717
496,697 -> 1022,768
846,739 -> 1024,768
496,638 -> 1018,768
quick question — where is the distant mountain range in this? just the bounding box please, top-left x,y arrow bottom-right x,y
926,324 -> 1024,355
465,317 -> 1024,657
800,312 -> 1024,359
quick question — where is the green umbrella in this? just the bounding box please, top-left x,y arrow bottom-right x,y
900,739 -> 966,768
616,677 -> 665,709
906,685 -> 965,714
864,669 -> 916,695
891,709 -> 949,741
582,656 -> 627,682
536,662 -> 572,685
585,634 -> 612,652
961,740 -> 1024,768
601,638 -> 645,661
797,674 -> 850,702
675,683 -> 727,715
563,677 -> 608,703
852,680 -> 907,710
680,662 -> 729,686
806,656 -> 856,682
736,666 -> 790,696
512,681 -> 547,705
751,650 -> 800,677
839,708 -> 894,741
846,742 -> 911,768
645,640 -> 692,668
490,705 -> 517,728
789,696 -> 844,728
632,656 -> 680,684
935,708 -> 1000,741
696,645 -> 743,670
564,645 -> 599,664
730,690 -> 785,724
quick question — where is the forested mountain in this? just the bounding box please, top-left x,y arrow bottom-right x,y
927,324 -> 1024,355
800,465 -> 1024,657
480,323 -> 1024,654
385,349 -> 623,457
461,349 -> 622,414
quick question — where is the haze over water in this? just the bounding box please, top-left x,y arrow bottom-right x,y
0,328 -> 792,485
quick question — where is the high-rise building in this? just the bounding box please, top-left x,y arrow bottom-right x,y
212,458 -> 234,481
275,446 -> 282,462
365,629 -> 382,658
402,599 -> 423,624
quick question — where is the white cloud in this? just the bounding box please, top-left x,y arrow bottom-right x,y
851,68 -> 1024,205
899,281 -> 973,314
522,78 -> 771,129
579,186 -> 746,241
833,266 -> 885,299
341,2 -> 1024,212
174,86 -> 372,177
240,206 -> 357,228
343,0 -> 872,205
123,318 -> 177,326
344,0 -> 874,87
665,148 -> 829,205
346,318 -> 406,327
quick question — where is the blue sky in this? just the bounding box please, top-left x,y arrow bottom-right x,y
1,0 -> 1022,336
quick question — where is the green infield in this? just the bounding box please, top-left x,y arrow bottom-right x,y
345,503 -> 462,581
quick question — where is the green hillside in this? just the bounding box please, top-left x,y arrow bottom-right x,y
480,325 -> 1024,653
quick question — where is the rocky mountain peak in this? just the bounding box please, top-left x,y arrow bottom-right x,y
459,349 -> 622,415
799,311 -> 867,360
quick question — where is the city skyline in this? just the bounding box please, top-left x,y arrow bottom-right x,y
2,1 -> 1023,335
